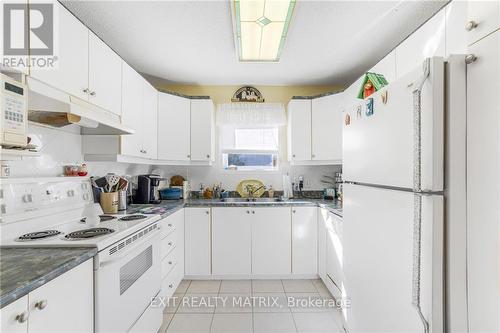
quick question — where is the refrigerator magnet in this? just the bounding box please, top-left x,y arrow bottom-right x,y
345,113 -> 351,126
381,90 -> 388,104
356,106 -> 362,119
365,98 -> 374,116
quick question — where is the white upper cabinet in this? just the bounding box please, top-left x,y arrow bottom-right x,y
88,32 -> 122,116
311,93 -> 343,162
121,62 -> 144,158
466,0 -> 500,45
395,10 -> 445,78
212,208 -> 252,275
30,1 -> 88,100
287,99 -> 312,162
158,93 -> 191,161
190,99 -> 214,161
142,81 -> 158,159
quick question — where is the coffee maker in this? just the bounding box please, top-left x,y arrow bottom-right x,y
136,174 -> 163,204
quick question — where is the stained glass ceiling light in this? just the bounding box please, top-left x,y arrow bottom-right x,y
233,0 -> 296,62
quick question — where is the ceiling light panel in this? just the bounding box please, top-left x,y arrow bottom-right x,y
234,0 -> 296,62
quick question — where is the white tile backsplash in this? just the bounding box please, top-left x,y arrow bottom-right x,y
6,123 -> 340,191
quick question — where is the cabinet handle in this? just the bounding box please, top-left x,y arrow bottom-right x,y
83,88 -> 90,94
292,154 -> 296,158
34,299 -> 48,310
89,91 -> 96,96
465,21 -> 478,31
292,210 -> 296,213
168,242 -> 173,246
168,223 -> 173,227
312,154 -> 316,158
187,154 -> 191,158
15,311 -> 29,324
206,154 -> 210,158
252,210 -> 255,214
169,284 -> 173,288
465,54 -> 477,64
246,210 -> 250,214
206,211 -> 210,215
168,261 -> 173,265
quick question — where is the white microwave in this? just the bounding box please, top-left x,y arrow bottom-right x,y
0,74 -> 28,148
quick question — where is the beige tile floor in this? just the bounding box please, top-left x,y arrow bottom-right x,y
158,279 -> 344,333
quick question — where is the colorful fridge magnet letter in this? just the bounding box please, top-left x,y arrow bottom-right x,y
365,98 -> 374,116
381,90 -> 388,104
356,105 -> 362,119
345,113 -> 351,126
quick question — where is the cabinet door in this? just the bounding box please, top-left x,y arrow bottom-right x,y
317,209 -> 328,281
0,295 -> 28,333
292,207 -> 318,275
287,99 -> 311,161
157,93 -> 191,161
466,0 -> 500,45
184,208 -> 211,275
190,99 -> 214,161
212,208 -> 252,275
29,260 -> 93,333
142,81 -> 158,159
30,2 -> 88,100
88,32 -> 122,115
466,31 -> 500,333
251,207 -> 291,275
326,212 -> 343,299
120,62 -> 144,157
311,94 -> 343,162
395,10 -> 445,78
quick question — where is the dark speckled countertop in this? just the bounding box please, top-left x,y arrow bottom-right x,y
0,247 -> 97,309
128,198 -> 343,218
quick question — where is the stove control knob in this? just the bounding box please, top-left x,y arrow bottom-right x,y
67,190 -> 75,197
83,193 -> 90,201
22,194 -> 33,203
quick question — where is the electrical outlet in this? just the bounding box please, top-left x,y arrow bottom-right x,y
1,164 -> 10,177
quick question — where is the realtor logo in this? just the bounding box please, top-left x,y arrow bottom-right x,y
2,1 -> 57,69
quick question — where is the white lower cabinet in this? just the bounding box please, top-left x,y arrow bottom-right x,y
212,208 -> 252,275
184,208 -> 211,276
291,207 -> 318,275
318,208 -> 328,281
325,212 -> 343,300
0,260 -> 93,333
1,295 -> 28,333
251,207 -> 291,275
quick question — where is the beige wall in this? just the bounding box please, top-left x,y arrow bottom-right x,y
155,84 -> 343,105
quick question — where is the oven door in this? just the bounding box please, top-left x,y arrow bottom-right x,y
94,225 -> 161,333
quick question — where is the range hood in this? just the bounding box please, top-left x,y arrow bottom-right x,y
27,77 -> 134,135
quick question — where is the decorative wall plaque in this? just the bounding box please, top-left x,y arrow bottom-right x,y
231,86 -> 265,102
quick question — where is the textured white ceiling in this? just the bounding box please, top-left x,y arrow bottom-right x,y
62,0 -> 447,86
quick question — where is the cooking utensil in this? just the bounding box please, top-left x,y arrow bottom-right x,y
105,174 -> 120,193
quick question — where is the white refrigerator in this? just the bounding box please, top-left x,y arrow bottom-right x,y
342,56 -> 467,333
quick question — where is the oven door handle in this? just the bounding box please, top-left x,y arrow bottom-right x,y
98,227 -> 161,267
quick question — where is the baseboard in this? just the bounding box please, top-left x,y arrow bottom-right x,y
184,274 -> 319,280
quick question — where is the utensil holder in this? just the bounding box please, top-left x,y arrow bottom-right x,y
100,192 -> 118,214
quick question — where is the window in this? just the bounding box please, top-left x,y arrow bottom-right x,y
220,127 -> 279,171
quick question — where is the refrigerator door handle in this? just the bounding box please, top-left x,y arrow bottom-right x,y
412,61 -> 430,333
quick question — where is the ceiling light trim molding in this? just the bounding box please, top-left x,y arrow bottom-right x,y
233,0 -> 296,63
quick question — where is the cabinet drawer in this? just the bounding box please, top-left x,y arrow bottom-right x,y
161,248 -> 179,279
161,232 -> 178,259
160,218 -> 177,239
159,264 -> 183,299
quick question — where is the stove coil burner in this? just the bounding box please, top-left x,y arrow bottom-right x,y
80,215 -> 116,223
17,230 -> 62,241
119,215 -> 147,221
64,228 -> 115,240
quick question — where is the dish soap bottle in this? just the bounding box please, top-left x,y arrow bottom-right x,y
268,185 -> 274,198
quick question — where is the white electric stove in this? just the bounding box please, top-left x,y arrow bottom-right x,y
0,177 -> 164,333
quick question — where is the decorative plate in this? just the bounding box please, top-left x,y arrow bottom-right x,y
236,179 -> 266,198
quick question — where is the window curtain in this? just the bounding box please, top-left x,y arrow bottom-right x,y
216,103 -> 286,127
